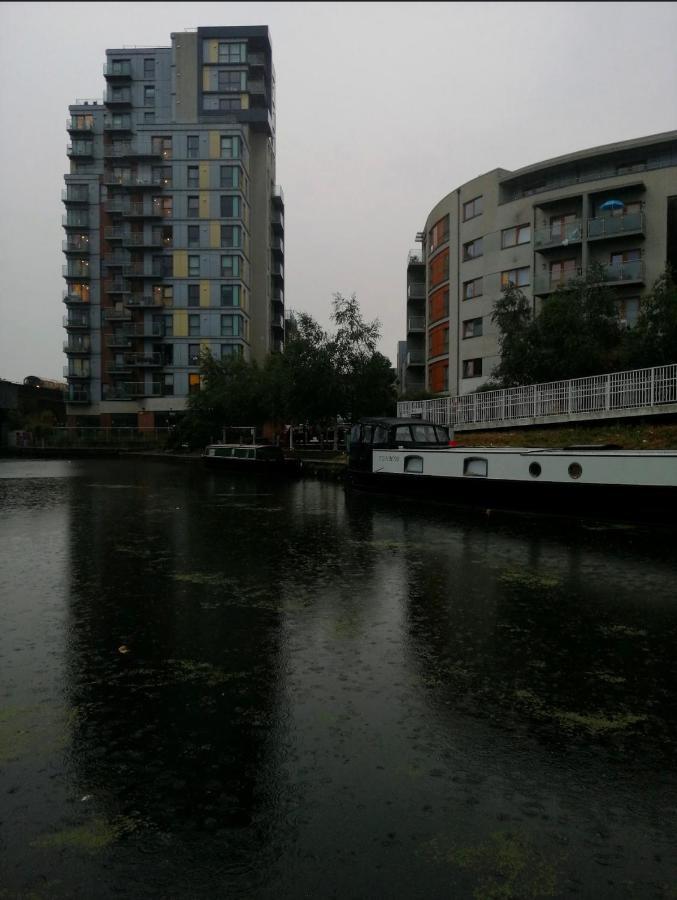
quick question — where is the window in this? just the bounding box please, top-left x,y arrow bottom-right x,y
463,358 -> 483,378
429,248 -> 449,287
220,135 -> 240,159
221,344 -> 244,359
501,223 -> 531,248
187,135 -> 200,159
464,457 -> 488,477
404,456 -> 424,474
187,196 -> 200,218
188,373 -> 201,394
152,255 -> 172,277
429,324 -> 449,357
187,284 -> 200,307
550,258 -> 578,287
462,317 -> 483,339
144,112 -> 155,123
153,196 -> 172,217
151,136 -> 172,159
144,58 -> 155,79
463,196 -> 483,221
218,41 -> 246,63
188,255 -> 200,277
428,215 -> 449,254
220,284 -> 240,307
163,314 -> 173,337
463,277 -> 483,300
220,225 -> 241,248
163,374 -> 174,396
151,165 -> 172,186
188,315 -> 200,337
500,267 -> 530,288
610,248 -> 641,264
188,343 -> 200,365
394,425 -> 413,444
144,85 -> 155,106
429,287 -> 449,322
153,285 -> 173,305
187,225 -> 200,247
221,314 -> 242,337
463,237 -> 483,261
220,165 -> 239,188
217,70 -> 245,91
220,195 -> 240,218
221,255 -> 240,277
187,166 -> 199,189
428,361 -> 448,393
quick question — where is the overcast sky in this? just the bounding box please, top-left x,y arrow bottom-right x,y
0,1 -> 675,383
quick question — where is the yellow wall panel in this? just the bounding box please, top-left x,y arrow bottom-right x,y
199,163 -> 210,189
202,67 -> 211,92
174,310 -> 187,337
209,131 -> 220,159
173,251 -> 187,278
240,93 -> 249,110
199,192 -> 210,218
209,221 -> 220,248
200,281 -> 210,308
207,40 -> 219,63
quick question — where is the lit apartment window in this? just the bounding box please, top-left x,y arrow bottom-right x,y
463,237 -> 483,261
220,135 -> 240,159
220,165 -> 239,188
221,284 -> 240,307
187,196 -> 200,218
221,225 -> 241,248
220,195 -> 240,218
151,136 -> 172,159
463,277 -> 483,300
187,166 -> 199,189
188,255 -> 200,277
462,317 -> 483,339
463,196 -> 483,221
188,315 -> 200,336
463,358 -> 483,378
187,225 -> 200,247
501,224 -> 531,248
500,267 -> 530,288
188,373 -> 201,394
187,284 -> 200,307
187,135 -> 200,159
153,284 -> 173,306
221,255 -> 240,277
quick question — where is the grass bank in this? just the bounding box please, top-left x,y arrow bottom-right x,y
454,419 -> 677,450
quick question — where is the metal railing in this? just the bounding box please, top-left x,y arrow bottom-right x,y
406,352 -> 425,366
33,426 -> 174,447
407,316 -> 425,332
534,221 -> 583,248
587,212 -> 644,239
397,363 -> 677,431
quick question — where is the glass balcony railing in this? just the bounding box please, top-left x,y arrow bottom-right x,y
62,291 -> 90,305
602,260 -> 645,283
407,283 -> 425,300
67,387 -> 90,403
587,212 -> 645,240
407,317 -> 425,333
63,314 -> 90,329
62,238 -> 91,253
534,267 -> 582,294
534,221 -> 583,249
67,142 -> 94,157
63,338 -> 91,354
64,365 -> 90,379
63,263 -> 91,279
407,351 -> 425,366
62,188 -> 90,203
103,62 -> 132,78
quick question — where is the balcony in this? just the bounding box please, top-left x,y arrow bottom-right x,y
106,279 -> 130,294
247,78 -> 266,97
104,173 -> 163,189
104,255 -> 129,269
67,142 -> 94,157
271,208 -> 284,231
107,359 -> 134,374
104,199 -> 126,215
272,185 -> 284,207
64,366 -> 90,380
62,188 -> 90,204
248,51 -> 266,68
103,382 -> 163,400
125,295 -> 164,308
407,316 -> 425,333
105,226 -> 124,241
67,117 -> 95,133
125,201 -> 165,218
104,116 -> 132,132
63,263 -> 91,280
63,314 -> 90,330
406,351 -> 425,367
601,260 -> 645,285
106,333 -> 133,348
271,313 -> 284,330
102,308 -> 132,321
271,237 -> 284,256
272,289 -> 284,308
104,142 -> 162,159
63,337 -> 91,354
130,352 -> 162,367
408,249 -> 424,267
534,267 -> 582,295
587,212 -> 645,241
122,232 -> 163,248
534,221 -> 583,250
62,214 -> 90,229
105,88 -> 132,106
104,62 -> 132,79
62,289 -> 88,306
62,237 -> 91,253
407,283 -> 425,300
271,261 -> 284,280
122,264 -> 161,278
67,387 -> 90,404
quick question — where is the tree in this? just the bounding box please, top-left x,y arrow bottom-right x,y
625,267 -> 677,368
490,282 -> 537,387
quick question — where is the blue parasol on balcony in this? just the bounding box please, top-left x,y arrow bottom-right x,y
599,199 -> 625,211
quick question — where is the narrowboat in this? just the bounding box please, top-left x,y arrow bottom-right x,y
346,417 -> 677,525
203,442 -> 299,474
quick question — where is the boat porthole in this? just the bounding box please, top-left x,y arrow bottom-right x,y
529,462 -> 541,478
568,462 -> 583,480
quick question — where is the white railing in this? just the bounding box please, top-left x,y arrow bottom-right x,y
397,364 -> 677,430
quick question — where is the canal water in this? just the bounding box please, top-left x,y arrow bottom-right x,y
1,458 -> 676,899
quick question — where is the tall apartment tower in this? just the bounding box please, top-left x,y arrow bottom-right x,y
63,26 -> 284,428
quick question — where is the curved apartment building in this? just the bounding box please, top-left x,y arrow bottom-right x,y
403,130 -> 677,397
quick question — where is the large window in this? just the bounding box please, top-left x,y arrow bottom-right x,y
187,284 -> 200,307
217,70 -> 246,91
221,314 -> 242,337
500,267 -> 530,288
220,284 -> 240,307
462,317 -> 483,339
187,135 -> 200,159
429,287 -> 449,323
463,358 -> 483,378
463,277 -> 483,300
220,135 -> 240,159
218,42 -> 246,63
151,165 -> 172,187
187,196 -> 200,218
463,196 -> 483,221
221,344 -> 244,359
429,248 -> 449,287
187,225 -> 200,248
550,258 -> 578,287
144,85 -> 155,106
188,373 -> 201,395
151,136 -> 172,159
220,225 -> 241,248
220,255 -> 240,277
428,361 -> 449,393
501,223 -> 531,248
463,237 -> 483,261
220,195 -> 240,218
188,315 -> 200,337
188,344 -> 200,365
144,58 -> 155,79
428,215 -> 449,254
429,324 -> 449,357
187,166 -> 199,188
220,165 -> 239,188
188,255 -> 200,277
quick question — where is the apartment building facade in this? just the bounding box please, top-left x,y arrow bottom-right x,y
63,26 -> 284,427
402,130 -> 677,397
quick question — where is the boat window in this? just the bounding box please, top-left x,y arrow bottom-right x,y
413,424 -> 437,443
363,425 -> 374,444
435,425 -> 450,443
215,447 -> 231,457
404,455 -> 424,474
529,462 -> 542,478
234,447 -> 248,458
350,425 -> 361,443
568,462 -> 582,479
463,456 -> 488,477
373,425 -> 389,444
394,425 -> 413,444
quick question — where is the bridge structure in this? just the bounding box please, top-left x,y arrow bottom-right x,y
397,364 -> 677,432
